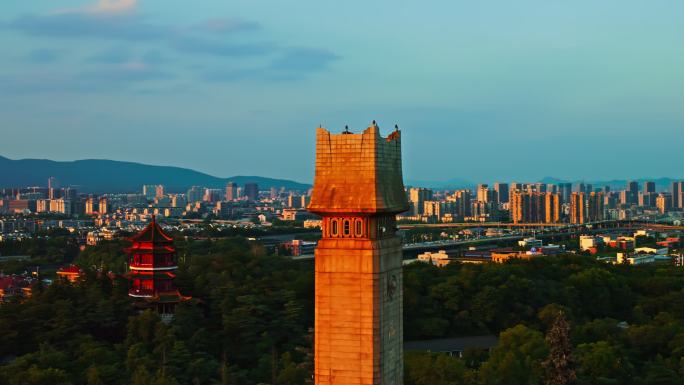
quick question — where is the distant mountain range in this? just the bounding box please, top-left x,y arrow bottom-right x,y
538,177 -> 682,191
0,156 -> 310,193
2,154 -> 680,194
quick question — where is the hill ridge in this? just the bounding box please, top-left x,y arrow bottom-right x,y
0,156 -> 310,193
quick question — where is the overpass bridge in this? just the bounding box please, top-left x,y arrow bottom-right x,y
398,220 -> 684,232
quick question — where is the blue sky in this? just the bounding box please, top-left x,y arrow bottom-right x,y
1,0 -> 683,184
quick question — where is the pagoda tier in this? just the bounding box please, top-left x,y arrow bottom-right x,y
127,217 -> 185,315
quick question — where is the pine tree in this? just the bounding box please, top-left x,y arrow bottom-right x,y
543,311 -> 576,385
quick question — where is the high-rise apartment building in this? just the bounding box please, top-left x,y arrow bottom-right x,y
559,183 -> 572,204
155,185 -> 165,199
545,193 -> 561,223
225,182 -> 238,201
587,192 -> 604,221
170,194 -> 186,208
63,187 -> 78,201
571,192 -> 587,224
619,190 -> 628,206
510,191 -> 557,224
50,199 -> 72,215
644,181 -> 656,194
85,198 -> 98,215
287,193 -> 298,208
477,184 -> 492,203
48,177 -> 60,199
99,198 -> 108,214
534,183 -> 547,193
672,181 -> 684,210
604,192 -> 618,210
36,199 -> 50,213
244,183 -> 259,202
626,181 -> 639,205
186,186 -> 203,203
449,189 -> 472,219
142,185 -> 158,200
494,182 -> 509,204
424,200 -> 447,220
576,183 -> 587,194
409,187 -> 432,216
639,192 -> 657,208
203,188 -> 222,203
657,193 -> 672,214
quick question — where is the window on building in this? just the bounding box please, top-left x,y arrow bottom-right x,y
355,219 -> 363,237
331,219 -> 338,237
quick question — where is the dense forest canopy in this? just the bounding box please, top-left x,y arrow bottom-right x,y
1,236 -> 684,384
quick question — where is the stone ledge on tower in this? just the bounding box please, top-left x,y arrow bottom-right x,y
308,124 -> 409,216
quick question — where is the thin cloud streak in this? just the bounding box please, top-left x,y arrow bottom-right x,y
24,48 -> 61,63
9,13 -> 166,40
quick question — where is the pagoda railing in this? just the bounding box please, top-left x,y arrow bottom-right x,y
129,263 -> 178,271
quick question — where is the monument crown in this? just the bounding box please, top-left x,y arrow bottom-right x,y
308,125 -> 409,215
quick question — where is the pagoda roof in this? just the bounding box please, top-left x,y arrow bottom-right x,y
129,217 -> 174,244
135,289 -> 187,304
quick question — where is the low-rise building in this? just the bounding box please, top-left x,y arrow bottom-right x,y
580,236 -> 602,251
492,251 -> 531,263
282,240 -> 317,256
634,247 -> 669,255
303,219 -> 323,229
281,209 -> 317,221
617,253 -> 672,265
0,274 -> 36,302
518,238 -> 543,248
418,250 -> 450,266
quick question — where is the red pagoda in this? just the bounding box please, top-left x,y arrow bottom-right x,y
126,217 -> 184,316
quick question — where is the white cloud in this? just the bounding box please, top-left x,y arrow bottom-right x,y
90,0 -> 138,14
54,0 -> 138,15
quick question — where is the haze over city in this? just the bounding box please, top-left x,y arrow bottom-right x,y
2,0 -> 684,183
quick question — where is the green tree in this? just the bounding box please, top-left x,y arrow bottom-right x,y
478,325 -> 548,385
405,351 -> 471,385
576,341 -> 629,383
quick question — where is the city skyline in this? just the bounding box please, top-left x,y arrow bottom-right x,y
2,0 -> 684,182
2,153 -> 684,189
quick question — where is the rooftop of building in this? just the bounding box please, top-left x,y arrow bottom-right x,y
404,335 -> 499,353
57,265 -> 83,275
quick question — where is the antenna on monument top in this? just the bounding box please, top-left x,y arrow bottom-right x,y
345,125 -> 350,133
395,124 -> 399,131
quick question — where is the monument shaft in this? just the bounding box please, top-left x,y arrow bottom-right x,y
309,125 -> 409,385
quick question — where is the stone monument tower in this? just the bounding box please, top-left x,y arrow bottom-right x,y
308,122 -> 409,385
